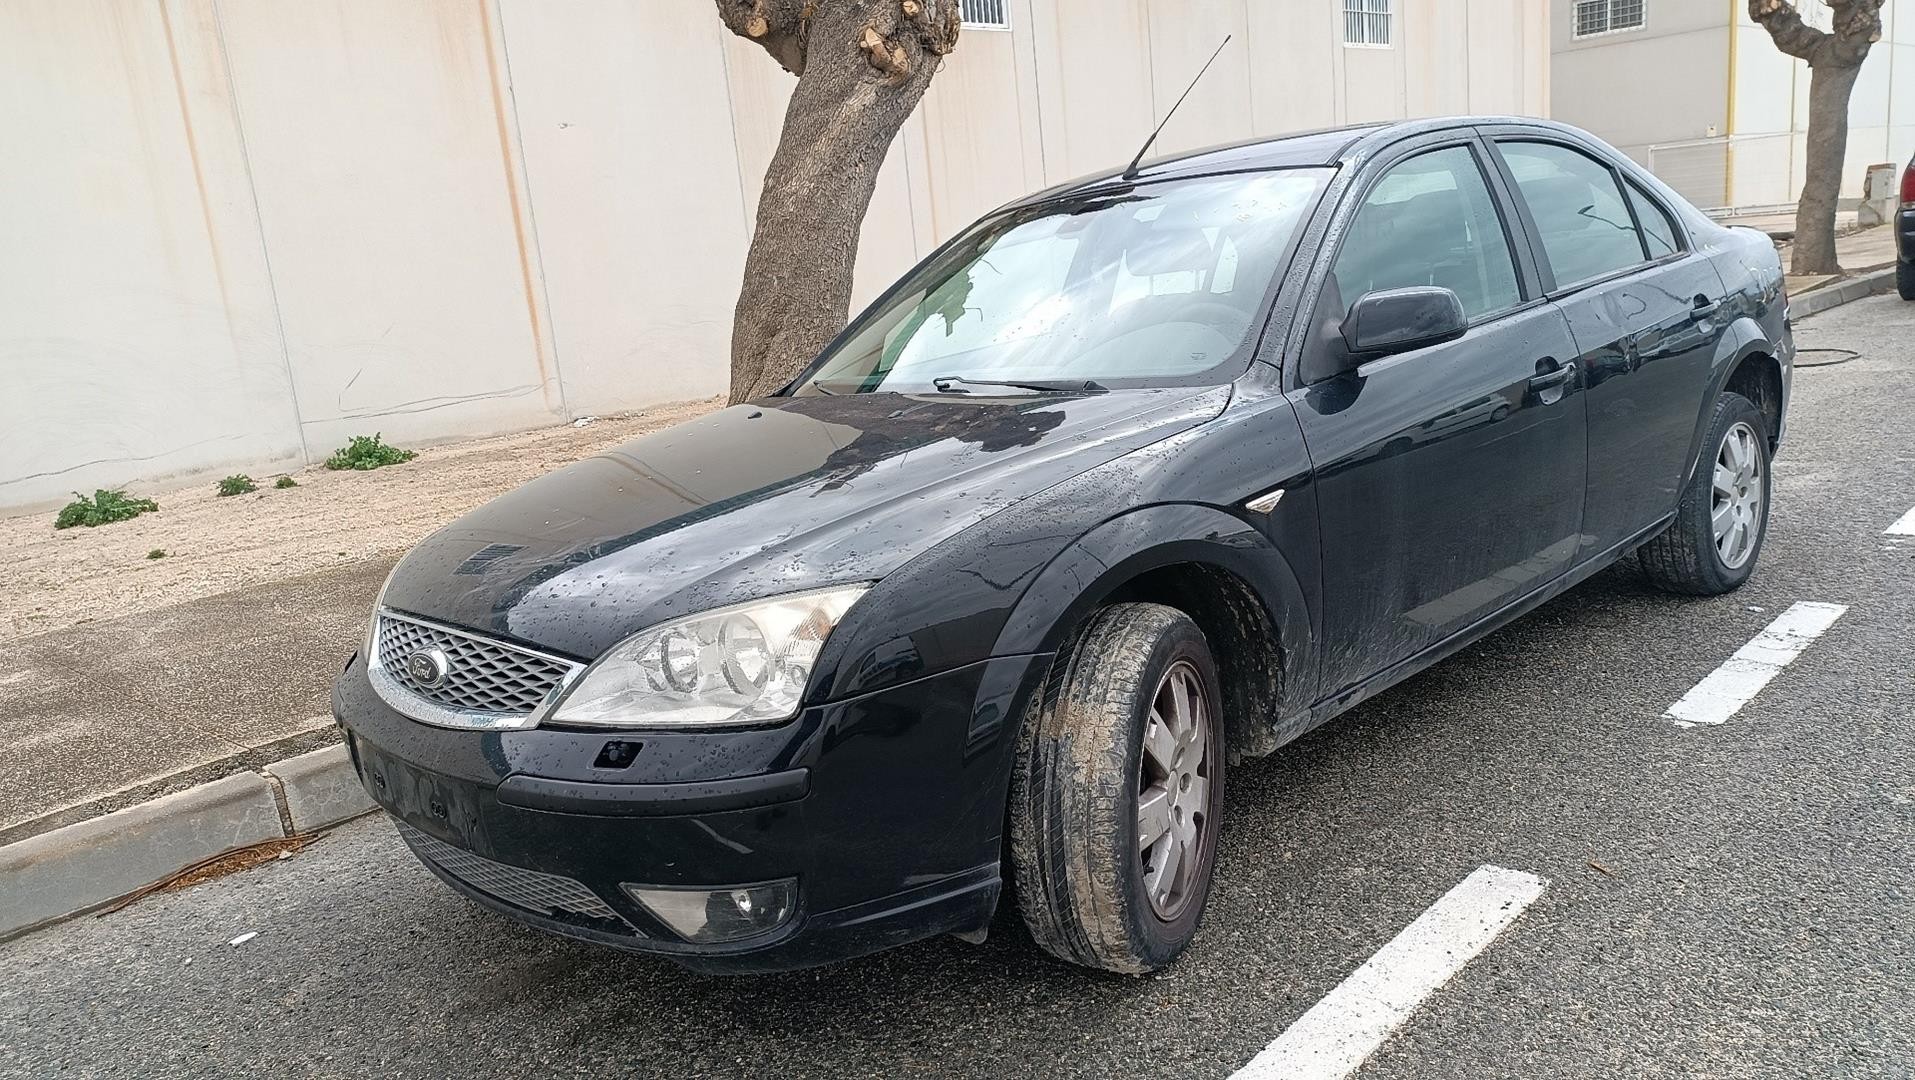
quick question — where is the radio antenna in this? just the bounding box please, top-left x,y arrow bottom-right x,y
1121,34 -> 1232,180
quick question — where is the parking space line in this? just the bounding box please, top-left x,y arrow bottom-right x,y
1663,601 -> 1848,728
1229,865 -> 1547,1080
1887,506 -> 1915,536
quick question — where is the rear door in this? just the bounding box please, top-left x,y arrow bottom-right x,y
1485,134 -> 1732,559
1289,134 -> 1587,698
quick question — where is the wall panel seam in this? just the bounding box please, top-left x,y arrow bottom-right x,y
482,0 -> 568,421
714,25 -> 760,251
208,0 -> 309,464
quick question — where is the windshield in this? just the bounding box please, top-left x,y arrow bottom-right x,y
791,169 -> 1330,395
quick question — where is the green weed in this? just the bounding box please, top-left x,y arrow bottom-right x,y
216,475 -> 257,497
324,434 -> 416,471
54,490 -> 159,530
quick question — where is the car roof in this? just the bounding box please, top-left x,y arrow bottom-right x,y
1006,116 -> 1593,209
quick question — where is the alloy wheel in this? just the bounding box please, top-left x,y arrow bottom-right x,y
1712,420 -> 1764,569
1137,660 -> 1212,921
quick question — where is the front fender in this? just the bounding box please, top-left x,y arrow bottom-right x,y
993,503 -> 1318,749
811,386 -> 1319,720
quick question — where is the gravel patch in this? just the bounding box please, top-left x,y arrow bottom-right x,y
0,400 -> 720,642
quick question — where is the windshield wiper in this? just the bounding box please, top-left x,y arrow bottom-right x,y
931,376 -> 1108,395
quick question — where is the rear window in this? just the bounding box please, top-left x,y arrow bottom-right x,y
1625,181 -> 1681,259
1499,141 -> 1648,288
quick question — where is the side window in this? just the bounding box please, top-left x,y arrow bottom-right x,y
1329,145 -> 1521,321
1625,180 -> 1680,259
1498,141 -> 1648,287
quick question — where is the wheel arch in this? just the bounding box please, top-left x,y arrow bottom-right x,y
1722,349 -> 1784,450
1683,328 -> 1784,487
993,503 -> 1315,761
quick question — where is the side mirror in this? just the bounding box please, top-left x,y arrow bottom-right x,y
1341,287 -> 1469,360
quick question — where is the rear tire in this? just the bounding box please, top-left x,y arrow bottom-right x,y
1897,259 -> 1914,301
1639,391 -> 1771,596
1008,603 -> 1224,973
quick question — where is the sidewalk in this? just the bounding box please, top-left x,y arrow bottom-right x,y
0,399 -> 717,845
1780,225 -> 1901,296
1715,211 -> 1899,297
0,556 -> 388,843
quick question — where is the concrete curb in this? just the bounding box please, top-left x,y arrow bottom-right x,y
0,722 -> 344,849
0,740 -> 375,940
264,745 -> 374,835
1793,266 -> 1899,319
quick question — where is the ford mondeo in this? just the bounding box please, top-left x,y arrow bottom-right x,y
333,117 -> 1793,974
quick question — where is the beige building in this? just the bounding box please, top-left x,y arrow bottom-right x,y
0,0 -> 1550,513
1551,0 -> 1915,211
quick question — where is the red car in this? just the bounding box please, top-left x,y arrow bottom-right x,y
1899,152 -> 1914,300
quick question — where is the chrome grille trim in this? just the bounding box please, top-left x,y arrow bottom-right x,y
367,609 -> 583,731
396,821 -> 638,932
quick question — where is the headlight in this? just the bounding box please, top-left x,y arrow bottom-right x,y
364,563 -> 402,658
548,585 -> 870,729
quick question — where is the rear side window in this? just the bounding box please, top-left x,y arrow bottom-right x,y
1498,141 -> 1647,288
1330,145 -> 1521,321
1625,181 -> 1680,259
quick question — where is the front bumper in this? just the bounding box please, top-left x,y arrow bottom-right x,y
332,649 -> 1045,973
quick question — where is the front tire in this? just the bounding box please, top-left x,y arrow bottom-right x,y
1639,391 -> 1772,595
1008,603 -> 1224,973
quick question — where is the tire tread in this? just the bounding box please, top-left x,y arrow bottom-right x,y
1638,391 -> 1769,596
1008,603 -> 1215,973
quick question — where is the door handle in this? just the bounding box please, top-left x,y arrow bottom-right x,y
1529,361 -> 1574,392
1691,295 -> 1721,320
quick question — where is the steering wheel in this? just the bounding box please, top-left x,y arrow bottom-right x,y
1055,299 -> 1251,373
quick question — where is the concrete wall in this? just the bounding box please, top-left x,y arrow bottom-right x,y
0,1 -> 309,502
1552,0 -> 1915,209
1550,2 -> 1731,159
1,0 -> 1548,513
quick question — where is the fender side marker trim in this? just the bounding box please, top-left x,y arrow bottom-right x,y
1245,488 -> 1286,515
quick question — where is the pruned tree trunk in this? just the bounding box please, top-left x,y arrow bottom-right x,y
717,0 -> 961,403
1794,60 -> 1862,274
1747,0 -> 1884,277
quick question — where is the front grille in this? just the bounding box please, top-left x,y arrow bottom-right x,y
396,821 -> 638,933
374,612 -> 577,718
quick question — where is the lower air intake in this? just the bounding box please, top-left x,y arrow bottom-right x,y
395,821 -> 639,934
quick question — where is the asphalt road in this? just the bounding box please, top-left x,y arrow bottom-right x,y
5,294 -> 1913,1080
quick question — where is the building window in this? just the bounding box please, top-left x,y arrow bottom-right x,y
1574,0 -> 1645,38
1348,0 -> 1394,47
1342,0 -> 1392,48
960,0 -> 1010,30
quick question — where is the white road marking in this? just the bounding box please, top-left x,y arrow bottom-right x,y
1229,865 -> 1548,1080
1886,505 -> 1915,536
1663,601 -> 1848,728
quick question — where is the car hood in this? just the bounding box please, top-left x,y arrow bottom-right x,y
381,386 -> 1230,660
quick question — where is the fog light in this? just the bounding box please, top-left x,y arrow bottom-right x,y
621,879 -> 796,943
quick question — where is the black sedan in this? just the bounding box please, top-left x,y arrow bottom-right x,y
333,116 -> 1793,974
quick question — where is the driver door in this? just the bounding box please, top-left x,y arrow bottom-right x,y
1291,137 -> 1588,700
